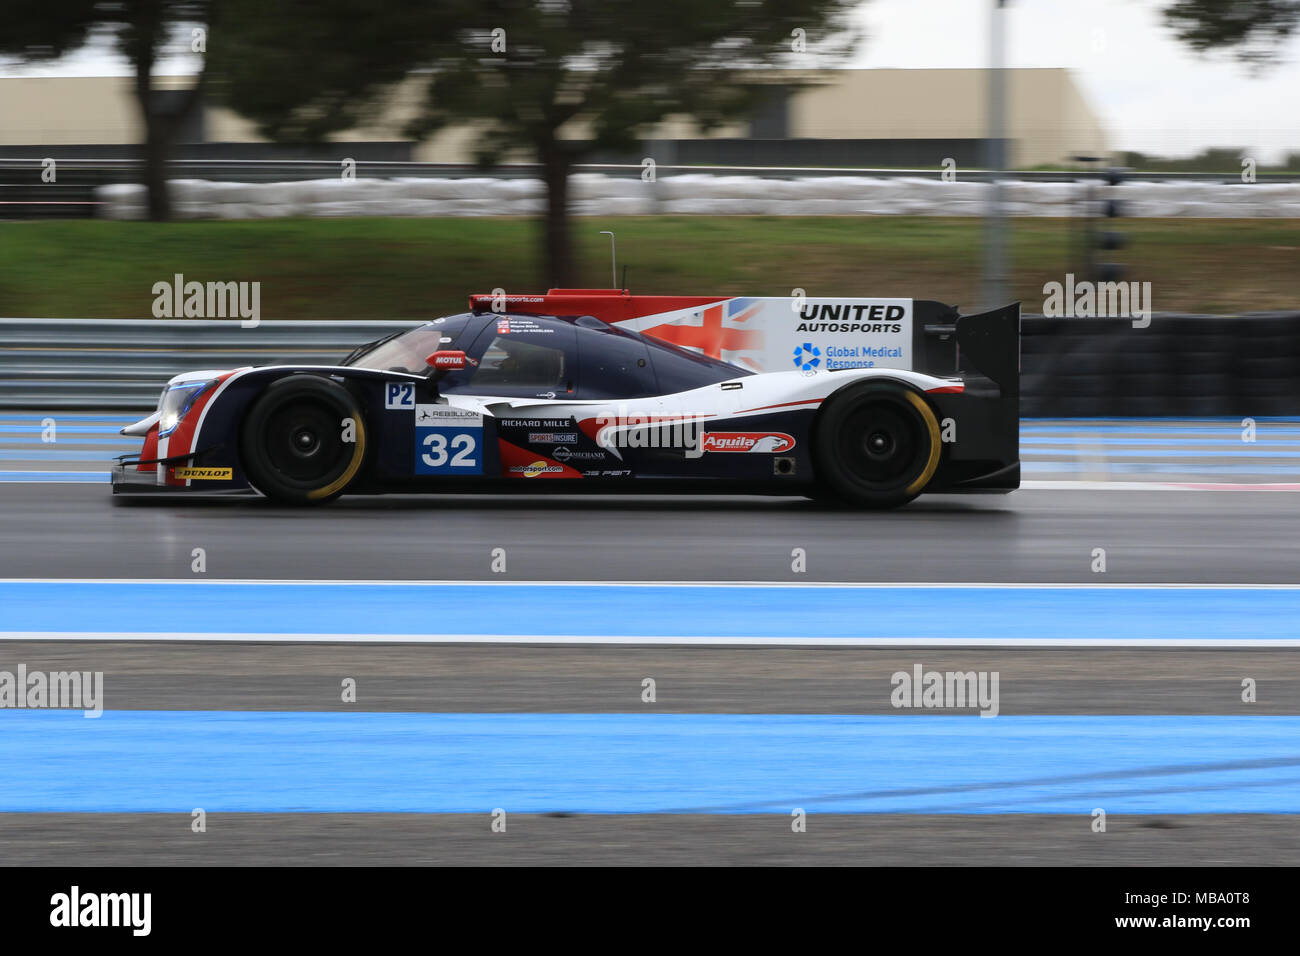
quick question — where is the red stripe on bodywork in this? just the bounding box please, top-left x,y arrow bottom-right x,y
160,372 -> 237,485
136,425 -> 159,472
735,399 -> 823,415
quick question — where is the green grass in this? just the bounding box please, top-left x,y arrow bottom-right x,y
2,216 -> 1297,318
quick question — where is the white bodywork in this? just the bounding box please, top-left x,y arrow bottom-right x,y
446,366 -> 960,424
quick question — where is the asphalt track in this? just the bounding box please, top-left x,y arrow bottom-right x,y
0,419 -> 1298,865
2,483 -> 1300,583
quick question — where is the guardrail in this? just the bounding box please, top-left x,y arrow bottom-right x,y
0,318 -> 414,409
3,314 -> 1299,415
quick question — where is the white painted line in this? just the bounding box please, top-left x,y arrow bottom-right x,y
0,631 -> 1296,647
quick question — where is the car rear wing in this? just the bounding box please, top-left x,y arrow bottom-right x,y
913,301 -> 1020,399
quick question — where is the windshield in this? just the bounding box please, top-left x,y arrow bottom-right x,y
343,317 -> 470,374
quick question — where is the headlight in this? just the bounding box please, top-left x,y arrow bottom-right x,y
158,380 -> 216,437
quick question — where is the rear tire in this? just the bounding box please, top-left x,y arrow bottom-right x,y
813,381 -> 941,509
239,376 -> 367,505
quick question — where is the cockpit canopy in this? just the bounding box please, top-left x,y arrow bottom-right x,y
343,311 -> 750,400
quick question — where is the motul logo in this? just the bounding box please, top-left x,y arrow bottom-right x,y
700,432 -> 795,453
430,351 -> 466,369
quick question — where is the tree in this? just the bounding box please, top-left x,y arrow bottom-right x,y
1163,0 -> 1300,63
213,0 -> 858,287
206,1 -> 451,142
0,0 -> 213,221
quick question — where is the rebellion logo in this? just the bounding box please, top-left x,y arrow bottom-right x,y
700,432 -> 795,453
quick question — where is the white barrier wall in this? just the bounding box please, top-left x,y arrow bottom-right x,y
96,174 -> 1300,220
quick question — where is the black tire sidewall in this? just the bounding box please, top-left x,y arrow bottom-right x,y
813,381 -> 940,508
239,376 -> 367,504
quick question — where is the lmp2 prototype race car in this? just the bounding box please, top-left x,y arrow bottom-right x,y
113,291 -> 1020,508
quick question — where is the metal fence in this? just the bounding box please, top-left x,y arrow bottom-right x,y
0,318 -> 414,409
4,314 -> 1299,415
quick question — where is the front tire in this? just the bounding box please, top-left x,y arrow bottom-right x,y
239,376 -> 367,505
813,381 -> 941,509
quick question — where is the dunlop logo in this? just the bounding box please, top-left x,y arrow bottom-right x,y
173,466 -> 233,480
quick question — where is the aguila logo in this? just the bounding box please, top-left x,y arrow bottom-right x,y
699,432 -> 795,453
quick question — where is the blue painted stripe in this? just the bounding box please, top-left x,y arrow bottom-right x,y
0,471 -> 108,482
0,426 -> 130,435
1,581 -> 1296,643
0,415 -> 138,423
1023,438 -> 1300,447
0,449 -> 135,461
1021,426 -> 1300,433
1021,428 -> 1300,437
1023,461 -> 1300,475
1022,417 -> 1300,423
1025,448 -> 1300,458
0,440 -> 138,448
0,712 -> 1295,814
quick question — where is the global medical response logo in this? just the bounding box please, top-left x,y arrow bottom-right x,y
700,432 -> 795,454
792,343 -> 821,371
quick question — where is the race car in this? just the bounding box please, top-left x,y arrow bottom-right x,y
112,290 -> 1020,508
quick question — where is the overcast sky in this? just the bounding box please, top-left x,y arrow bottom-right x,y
854,0 -> 1300,161
5,0 -> 1297,160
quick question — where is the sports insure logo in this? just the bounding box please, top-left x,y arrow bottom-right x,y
415,405 -> 484,475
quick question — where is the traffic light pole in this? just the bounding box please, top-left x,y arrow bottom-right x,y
982,0 -> 1010,311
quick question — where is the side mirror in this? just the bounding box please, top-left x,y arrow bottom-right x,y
426,350 -> 468,372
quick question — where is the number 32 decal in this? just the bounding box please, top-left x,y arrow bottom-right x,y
421,432 -> 477,469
